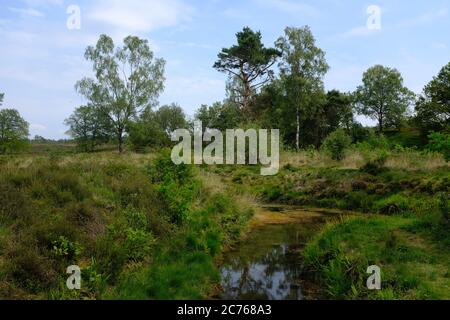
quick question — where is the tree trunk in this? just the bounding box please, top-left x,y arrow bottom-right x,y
296,106 -> 300,152
118,129 -> 124,153
242,79 -> 251,116
379,114 -> 383,134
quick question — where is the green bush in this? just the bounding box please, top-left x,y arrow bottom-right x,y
52,236 -> 82,260
427,132 -> 450,161
322,129 -> 352,161
357,131 -> 390,150
360,150 -> 389,175
148,151 -> 199,224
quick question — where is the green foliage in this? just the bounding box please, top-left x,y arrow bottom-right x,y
195,101 -> 242,131
427,132 -> 450,161
372,194 -> 409,215
276,26 -> 329,149
128,103 -> 188,151
304,216 -> 450,299
438,193 -> 449,222
148,151 -> 199,224
76,34 -> 166,152
415,62 -> 450,136
214,27 -> 280,114
64,105 -> 113,152
321,129 -> 351,161
52,236 -> 82,259
357,130 -> 390,150
360,151 -> 389,175
0,108 -> 30,154
354,65 -> 415,132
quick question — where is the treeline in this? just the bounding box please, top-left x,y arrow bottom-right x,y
0,26 -> 448,156
64,26 -> 448,155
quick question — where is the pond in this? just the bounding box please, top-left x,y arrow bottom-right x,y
219,206 -> 338,300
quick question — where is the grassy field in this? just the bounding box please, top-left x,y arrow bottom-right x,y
205,147 -> 450,299
0,146 -> 448,300
0,151 -> 253,299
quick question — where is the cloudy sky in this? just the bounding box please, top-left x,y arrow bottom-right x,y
0,0 -> 449,139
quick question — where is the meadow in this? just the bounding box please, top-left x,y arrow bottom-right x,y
0,138 -> 448,300
206,142 -> 449,299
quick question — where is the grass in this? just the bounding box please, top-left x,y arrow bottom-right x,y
303,215 -> 450,299
0,144 -> 448,300
0,151 -> 253,299
204,147 -> 449,300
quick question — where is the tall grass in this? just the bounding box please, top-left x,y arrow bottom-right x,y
0,152 -> 253,299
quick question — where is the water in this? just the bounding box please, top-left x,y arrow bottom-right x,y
219,207 -> 329,300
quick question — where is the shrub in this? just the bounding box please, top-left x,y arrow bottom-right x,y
358,130 -> 390,150
438,193 -> 449,223
148,151 -> 199,224
427,132 -> 450,161
7,245 -> 56,293
322,129 -> 352,161
52,236 -> 82,260
124,228 -> 155,261
373,194 -> 409,215
360,151 -> 389,175
0,182 -> 31,225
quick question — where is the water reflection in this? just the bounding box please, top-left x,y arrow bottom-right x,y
220,218 -> 323,300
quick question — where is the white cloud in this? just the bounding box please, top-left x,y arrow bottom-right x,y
87,0 -> 193,33
22,0 -> 63,7
337,26 -> 380,39
9,7 -> 45,17
253,0 -> 319,17
397,8 -> 448,28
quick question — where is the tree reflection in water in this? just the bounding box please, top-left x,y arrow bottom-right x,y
220,220 -> 322,300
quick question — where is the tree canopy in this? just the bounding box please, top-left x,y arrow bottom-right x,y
0,108 -> 29,154
64,105 -> 113,152
275,26 -> 329,150
76,34 -> 165,152
128,103 -> 188,150
415,62 -> 450,135
213,27 -> 280,115
354,65 -> 415,132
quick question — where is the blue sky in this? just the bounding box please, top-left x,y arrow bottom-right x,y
0,0 -> 449,139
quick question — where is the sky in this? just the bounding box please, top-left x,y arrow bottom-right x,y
0,0 -> 449,139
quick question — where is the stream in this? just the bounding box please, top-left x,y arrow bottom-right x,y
219,205 -> 341,300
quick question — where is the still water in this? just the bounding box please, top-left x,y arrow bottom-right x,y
219,207 -> 329,300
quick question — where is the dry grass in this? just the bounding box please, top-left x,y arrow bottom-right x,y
385,152 -> 448,171
281,150 -> 448,171
0,152 -> 157,170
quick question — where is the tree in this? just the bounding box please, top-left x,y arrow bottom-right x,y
128,104 -> 188,150
33,135 -> 47,143
195,101 -> 241,132
323,90 -> 354,134
427,132 -> 450,161
64,105 -> 113,152
276,26 -> 329,150
0,93 -> 4,106
322,129 -> 352,161
354,65 -> 415,133
76,34 -> 165,153
415,62 -> 450,135
213,27 -> 280,115
154,103 -> 188,136
0,108 -> 29,154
